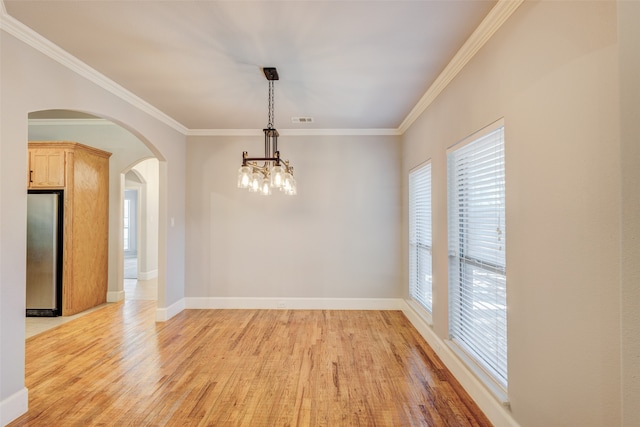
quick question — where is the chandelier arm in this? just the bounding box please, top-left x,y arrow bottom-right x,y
243,157 -> 292,174
246,162 -> 269,176
243,156 -> 281,163
242,153 -> 269,169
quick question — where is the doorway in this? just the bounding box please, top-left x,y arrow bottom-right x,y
123,160 -> 159,301
123,189 -> 138,279
24,111 -> 165,340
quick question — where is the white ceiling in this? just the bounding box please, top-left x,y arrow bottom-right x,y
4,0 -> 496,132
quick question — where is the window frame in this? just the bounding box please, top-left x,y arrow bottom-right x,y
408,160 -> 433,314
447,119 -> 508,397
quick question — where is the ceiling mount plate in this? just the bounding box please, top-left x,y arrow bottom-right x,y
263,67 -> 279,81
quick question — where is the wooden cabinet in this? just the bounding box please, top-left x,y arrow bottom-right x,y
28,142 -> 112,316
28,148 -> 66,188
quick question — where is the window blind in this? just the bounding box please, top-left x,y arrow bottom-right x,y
409,162 -> 432,313
448,125 -> 507,389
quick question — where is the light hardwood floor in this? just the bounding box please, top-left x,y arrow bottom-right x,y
25,277 -> 157,339
11,301 -> 491,426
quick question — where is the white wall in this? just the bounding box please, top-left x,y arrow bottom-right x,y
402,1 -> 621,426
186,134 -> 402,302
28,120 -> 155,297
131,158 -> 160,280
0,30 -> 186,424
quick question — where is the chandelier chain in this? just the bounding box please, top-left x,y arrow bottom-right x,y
268,80 -> 274,129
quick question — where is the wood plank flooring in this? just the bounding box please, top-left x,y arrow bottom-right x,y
10,301 -> 491,426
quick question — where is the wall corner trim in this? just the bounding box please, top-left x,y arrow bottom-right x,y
397,0 -> 524,134
0,387 -> 28,426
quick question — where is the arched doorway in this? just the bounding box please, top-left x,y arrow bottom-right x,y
25,109 -> 163,334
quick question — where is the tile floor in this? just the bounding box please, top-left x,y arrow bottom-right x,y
25,304 -> 109,339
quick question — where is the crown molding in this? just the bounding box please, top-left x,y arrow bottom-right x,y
187,128 -> 401,137
0,10 -> 188,135
188,129 -> 263,137
26,122 -> 399,137
2,0 -> 521,138
277,128 -> 401,137
398,0 -> 524,134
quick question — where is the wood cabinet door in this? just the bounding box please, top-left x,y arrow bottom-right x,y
29,149 -> 65,188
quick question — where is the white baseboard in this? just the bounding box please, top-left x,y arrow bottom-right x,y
138,269 -> 158,281
156,298 -> 185,322
155,296 -> 403,322
106,290 -> 125,303
185,297 -> 404,310
1,387 -> 28,426
400,300 -> 520,427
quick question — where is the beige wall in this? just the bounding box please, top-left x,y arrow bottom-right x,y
186,134 -> 402,300
402,1 -> 621,425
618,1 -> 640,425
0,30 -> 186,422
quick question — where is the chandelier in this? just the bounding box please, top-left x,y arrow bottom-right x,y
237,67 -> 296,196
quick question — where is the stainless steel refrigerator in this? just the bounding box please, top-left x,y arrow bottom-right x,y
26,190 -> 63,317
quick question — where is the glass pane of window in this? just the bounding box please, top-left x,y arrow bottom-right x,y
448,124 -> 507,388
409,162 -> 432,312
123,199 -> 130,251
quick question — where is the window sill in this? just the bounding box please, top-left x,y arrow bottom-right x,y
446,340 -> 510,408
406,299 -> 433,326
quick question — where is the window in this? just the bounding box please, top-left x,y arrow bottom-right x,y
448,122 -> 507,390
123,199 -> 131,251
409,162 -> 432,313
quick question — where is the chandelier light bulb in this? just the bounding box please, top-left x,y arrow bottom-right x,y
249,172 -> 262,192
270,165 -> 285,188
283,175 -> 297,195
282,172 -> 292,192
237,166 -> 252,189
260,177 -> 271,195
289,176 -> 297,195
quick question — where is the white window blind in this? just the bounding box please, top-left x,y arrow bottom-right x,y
409,162 -> 432,313
448,124 -> 507,389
